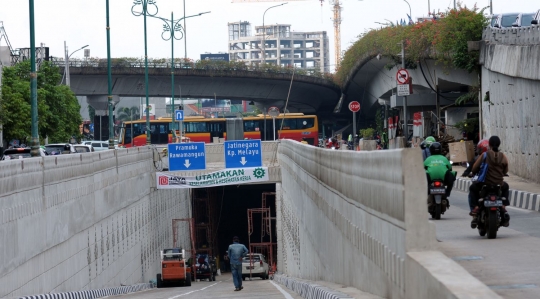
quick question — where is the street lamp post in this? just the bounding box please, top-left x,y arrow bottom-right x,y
402,0 -> 412,21
132,0 -> 158,145
63,43 -> 88,86
106,0 -> 114,149
148,10 -> 210,142
262,3 -> 287,65
29,0 -> 39,157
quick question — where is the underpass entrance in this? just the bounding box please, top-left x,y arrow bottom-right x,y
189,184 -> 277,273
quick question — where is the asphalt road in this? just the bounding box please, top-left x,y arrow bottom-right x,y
107,273 -> 302,299
435,189 -> 540,299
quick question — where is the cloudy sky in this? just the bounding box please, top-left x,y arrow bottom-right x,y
1,0 -> 538,72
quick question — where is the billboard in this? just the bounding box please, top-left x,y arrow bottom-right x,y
200,53 -> 229,62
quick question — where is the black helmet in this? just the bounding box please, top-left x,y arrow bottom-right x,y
420,141 -> 426,149
429,142 -> 442,155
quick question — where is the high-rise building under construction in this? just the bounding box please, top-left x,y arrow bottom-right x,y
228,21 -> 330,73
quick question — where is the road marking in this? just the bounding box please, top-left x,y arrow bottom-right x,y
489,284 -> 537,290
452,256 -> 484,261
167,280 -> 226,299
270,280 -> 294,299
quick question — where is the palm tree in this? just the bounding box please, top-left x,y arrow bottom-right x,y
116,106 -> 140,122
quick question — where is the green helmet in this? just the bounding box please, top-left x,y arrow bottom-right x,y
425,136 -> 436,146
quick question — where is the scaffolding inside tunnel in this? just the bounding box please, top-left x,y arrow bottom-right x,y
192,188 -> 219,259
172,218 -> 195,260
247,192 -> 277,270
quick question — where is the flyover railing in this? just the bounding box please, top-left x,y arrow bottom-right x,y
48,57 -> 335,83
483,25 -> 540,45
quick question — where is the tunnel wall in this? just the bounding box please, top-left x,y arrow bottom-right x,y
276,140 -> 499,299
0,147 -> 190,298
481,66 -> 540,184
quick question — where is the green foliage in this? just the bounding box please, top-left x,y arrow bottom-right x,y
375,108 -> 384,134
335,5 -> 488,85
360,128 -> 375,140
0,61 -> 82,144
116,106 -> 140,122
453,117 -> 478,133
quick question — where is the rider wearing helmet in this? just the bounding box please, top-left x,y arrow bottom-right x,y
469,136 -> 510,227
422,136 -> 436,161
424,142 -> 455,198
462,139 -> 490,211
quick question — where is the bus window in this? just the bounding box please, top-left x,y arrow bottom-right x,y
185,122 -> 208,133
244,120 -> 260,132
299,118 -> 314,129
150,123 -> 169,144
281,119 -> 298,130
123,123 -> 144,145
208,122 -> 225,134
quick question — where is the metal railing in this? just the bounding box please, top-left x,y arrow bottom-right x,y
483,25 -> 540,45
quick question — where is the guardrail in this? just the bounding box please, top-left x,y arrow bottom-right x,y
48,58 -> 335,82
483,26 -> 540,45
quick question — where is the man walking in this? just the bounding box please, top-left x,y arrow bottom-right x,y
228,236 -> 248,291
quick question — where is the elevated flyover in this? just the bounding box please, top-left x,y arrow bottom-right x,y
55,61 -> 341,116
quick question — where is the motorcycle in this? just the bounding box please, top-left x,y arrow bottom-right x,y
427,179 -> 449,220
318,138 -> 325,148
326,138 -> 340,150
475,185 -> 507,239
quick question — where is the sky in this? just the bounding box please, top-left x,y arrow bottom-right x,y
1,0 -> 538,72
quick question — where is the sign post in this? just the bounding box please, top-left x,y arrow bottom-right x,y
268,107 -> 280,141
224,139 -> 263,169
167,142 -> 206,171
175,109 -> 184,142
348,101 -> 361,149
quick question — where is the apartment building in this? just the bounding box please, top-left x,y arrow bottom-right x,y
228,21 -> 330,73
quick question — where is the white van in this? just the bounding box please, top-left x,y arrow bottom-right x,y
82,141 -> 110,151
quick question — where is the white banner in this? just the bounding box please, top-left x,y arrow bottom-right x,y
156,167 -> 269,189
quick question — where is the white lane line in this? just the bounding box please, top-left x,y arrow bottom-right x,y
167,280 -> 226,299
270,280 -> 295,299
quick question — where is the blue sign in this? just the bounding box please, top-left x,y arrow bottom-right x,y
168,142 -> 206,171
175,110 -> 184,121
224,140 -> 262,169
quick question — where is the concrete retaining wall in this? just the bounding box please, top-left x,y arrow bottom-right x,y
481,66 -> 540,184
276,140 -> 500,298
0,147 -> 190,298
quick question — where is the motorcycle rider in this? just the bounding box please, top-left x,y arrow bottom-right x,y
422,136 -> 436,161
462,139 -> 490,211
424,142 -> 456,198
469,136 -> 510,228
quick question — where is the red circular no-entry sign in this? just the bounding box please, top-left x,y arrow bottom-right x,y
349,101 -> 361,112
396,68 -> 410,84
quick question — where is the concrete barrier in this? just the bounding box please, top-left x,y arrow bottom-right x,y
276,140 -> 500,298
0,147 -> 191,298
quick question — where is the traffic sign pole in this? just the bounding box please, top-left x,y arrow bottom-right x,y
401,41 -> 408,143
348,101 -> 361,150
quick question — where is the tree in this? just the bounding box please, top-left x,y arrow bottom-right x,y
116,106 -> 140,122
0,61 -> 82,144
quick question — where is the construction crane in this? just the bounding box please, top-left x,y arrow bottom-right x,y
232,0 -> 344,69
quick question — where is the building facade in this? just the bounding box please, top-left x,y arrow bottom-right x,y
228,21 -> 330,73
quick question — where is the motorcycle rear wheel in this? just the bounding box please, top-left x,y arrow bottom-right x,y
487,211 -> 498,239
434,204 -> 441,220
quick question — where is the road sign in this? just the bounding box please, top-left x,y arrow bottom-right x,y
175,110 -> 184,121
396,68 -> 410,84
348,101 -> 361,112
167,142 -> 206,171
397,84 -> 410,96
224,139 -> 262,169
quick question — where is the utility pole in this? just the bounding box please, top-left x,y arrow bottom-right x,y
106,0 -> 114,149
29,0 -> 39,157
401,41 -> 408,141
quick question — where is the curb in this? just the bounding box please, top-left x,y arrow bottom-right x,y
274,274 -> 353,299
455,178 -> 540,212
18,283 -> 153,299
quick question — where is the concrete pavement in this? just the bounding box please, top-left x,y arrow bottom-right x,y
435,189 -> 540,299
106,273 -> 302,299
